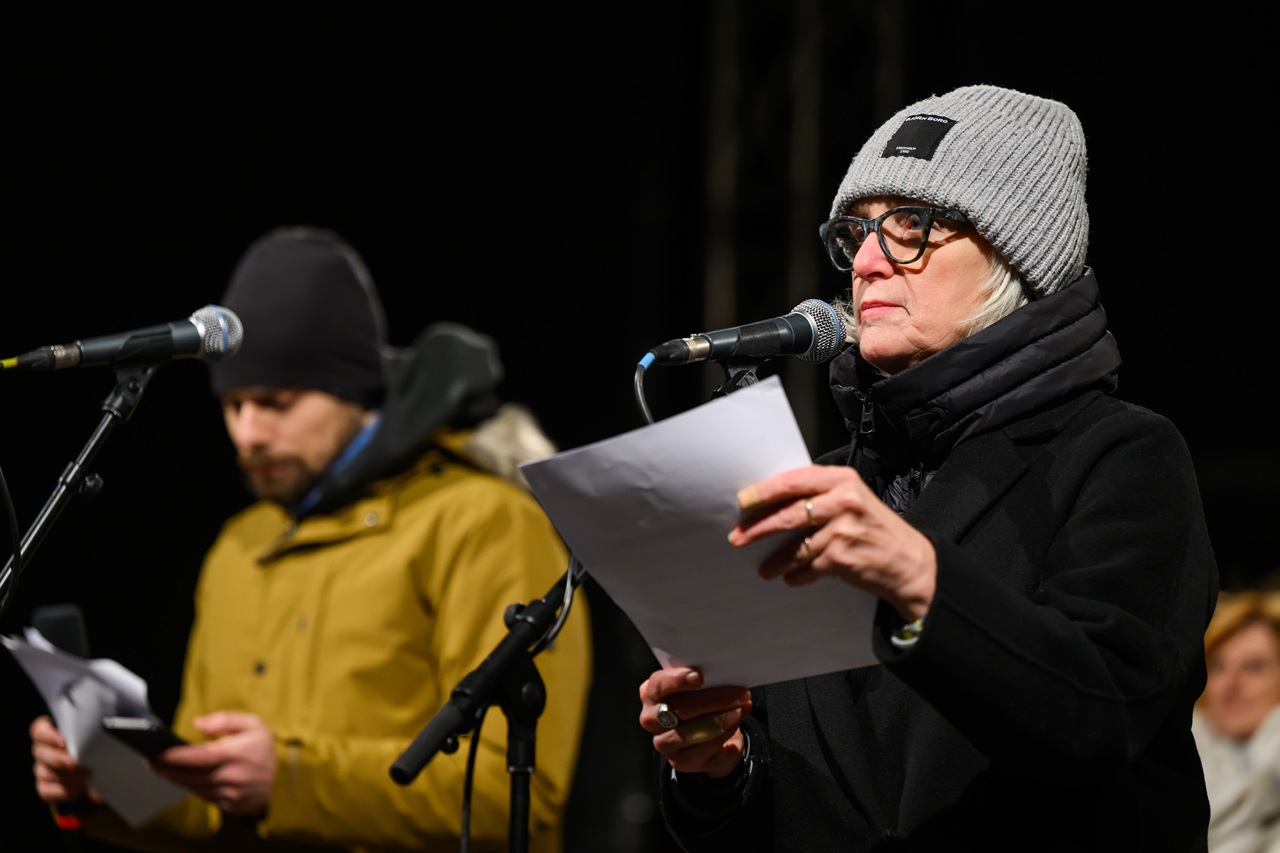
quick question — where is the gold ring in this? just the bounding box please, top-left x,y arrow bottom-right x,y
655,702 -> 680,730
677,714 -> 725,745
801,536 -> 813,560
805,499 -> 814,526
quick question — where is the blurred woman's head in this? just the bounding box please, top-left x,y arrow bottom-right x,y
1199,590 -> 1280,741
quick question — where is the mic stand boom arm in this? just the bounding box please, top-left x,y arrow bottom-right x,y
0,361 -> 160,616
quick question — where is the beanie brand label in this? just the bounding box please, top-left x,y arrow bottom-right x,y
879,113 -> 956,161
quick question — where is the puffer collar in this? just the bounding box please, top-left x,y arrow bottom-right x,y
828,269 -> 1120,470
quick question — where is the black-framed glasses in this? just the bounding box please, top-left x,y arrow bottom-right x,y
818,206 -> 970,271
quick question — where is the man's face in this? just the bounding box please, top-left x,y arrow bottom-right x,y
219,387 -> 368,506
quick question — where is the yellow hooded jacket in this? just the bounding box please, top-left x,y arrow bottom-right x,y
86,442 -> 592,852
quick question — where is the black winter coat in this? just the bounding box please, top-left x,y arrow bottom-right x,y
658,271 -> 1218,852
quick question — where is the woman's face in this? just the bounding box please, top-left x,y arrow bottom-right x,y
1204,620 -> 1280,741
849,197 -> 991,375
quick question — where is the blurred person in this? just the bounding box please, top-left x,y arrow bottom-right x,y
1193,589 -> 1280,853
638,85 -> 1218,850
29,225 -> 592,852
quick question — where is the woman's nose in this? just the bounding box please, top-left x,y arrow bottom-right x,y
852,230 -> 894,278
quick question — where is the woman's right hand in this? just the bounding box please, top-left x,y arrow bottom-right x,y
639,666 -> 752,779
30,715 -> 99,805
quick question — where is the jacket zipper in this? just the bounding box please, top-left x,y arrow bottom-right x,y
856,390 -> 876,438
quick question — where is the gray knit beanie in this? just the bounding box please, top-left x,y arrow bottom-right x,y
830,84 -> 1088,298
210,226 -> 388,407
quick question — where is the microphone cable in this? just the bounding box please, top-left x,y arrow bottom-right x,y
0,461 -> 24,620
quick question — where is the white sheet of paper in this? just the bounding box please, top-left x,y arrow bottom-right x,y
520,376 -> 877,688
3,629 -> 187,827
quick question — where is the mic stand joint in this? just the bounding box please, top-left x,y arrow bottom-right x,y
713,357 -> 768,397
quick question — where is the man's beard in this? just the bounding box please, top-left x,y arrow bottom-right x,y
237,454 -> 321,507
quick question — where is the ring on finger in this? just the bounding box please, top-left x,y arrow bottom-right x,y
801,536 -> 813,561
656,702 -> 681,730
805,499 -> 814,526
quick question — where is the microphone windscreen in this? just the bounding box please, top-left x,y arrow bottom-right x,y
791,299 -> 845,363
190,304 -> 244,362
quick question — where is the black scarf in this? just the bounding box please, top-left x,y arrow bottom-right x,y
826,270 -> 1120,513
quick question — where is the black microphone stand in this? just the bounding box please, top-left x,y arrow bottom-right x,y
390,568 -> 581,853
0,360 -> 160,619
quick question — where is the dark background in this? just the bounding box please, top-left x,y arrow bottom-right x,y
1,5 -> 1272,852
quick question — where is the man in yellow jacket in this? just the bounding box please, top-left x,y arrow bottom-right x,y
29,226 -> 592,852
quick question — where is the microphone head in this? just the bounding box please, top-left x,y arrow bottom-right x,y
31,603 -> 89,657
189,304 -> 244,363
791,298 -> 845,363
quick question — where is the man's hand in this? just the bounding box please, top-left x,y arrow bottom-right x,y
151,711 -> 276,816
30,715 -> 100,806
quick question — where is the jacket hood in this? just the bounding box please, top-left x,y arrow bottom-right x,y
300,322 -> 555,517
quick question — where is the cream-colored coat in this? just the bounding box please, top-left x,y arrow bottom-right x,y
1194,705 -> 1280,853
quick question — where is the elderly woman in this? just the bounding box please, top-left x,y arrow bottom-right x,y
638,85 -> 1219,851
1193,589 -> 1280,853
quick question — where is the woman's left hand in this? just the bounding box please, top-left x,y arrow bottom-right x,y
730,463 -> 936,621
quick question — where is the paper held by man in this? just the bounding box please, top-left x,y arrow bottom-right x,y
519,376 -> 877,689
3,629 -> 186,827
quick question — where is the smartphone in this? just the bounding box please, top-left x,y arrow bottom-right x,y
101,714 -> 188,757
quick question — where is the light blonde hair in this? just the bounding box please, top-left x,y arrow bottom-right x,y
1204,590 -> 1280,657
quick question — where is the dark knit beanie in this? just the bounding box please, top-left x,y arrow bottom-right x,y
209,226 -> 387,407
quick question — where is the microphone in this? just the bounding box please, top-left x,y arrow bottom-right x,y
2,304 -> 244,371
31,602 -> 89,658
31,604 -> 91,838
643,298 -> 845,367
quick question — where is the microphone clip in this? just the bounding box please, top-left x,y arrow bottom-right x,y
711,356 -> 769,398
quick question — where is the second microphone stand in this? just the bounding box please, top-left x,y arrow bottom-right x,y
390,565 -> 582,853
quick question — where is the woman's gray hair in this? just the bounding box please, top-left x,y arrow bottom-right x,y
832,247 -> 1027,355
